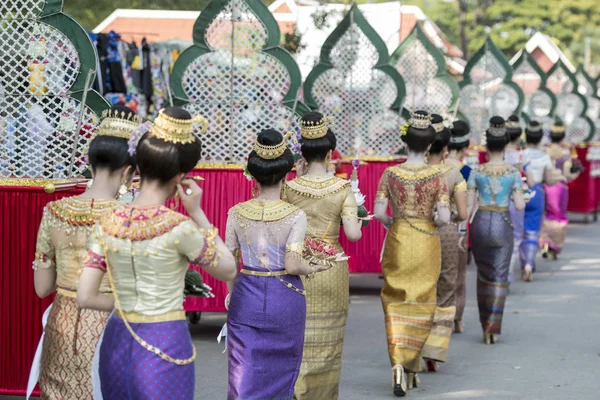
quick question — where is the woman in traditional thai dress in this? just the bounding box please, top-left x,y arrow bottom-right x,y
76,107 -> 237,399
467,117 -> 525,345
504,115 -> 525,284
32,106 -> 138,400
422,114 -> 467,372
375,110 -> 450,396
446,120 -> 471,334
225,129 -> 331,400
283,112 -> 364,400
540,120 -> 580,260
520,121 -> 554,281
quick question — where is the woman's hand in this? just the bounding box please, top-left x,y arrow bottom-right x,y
177,179 -> 203,216
458,236 -> 467,253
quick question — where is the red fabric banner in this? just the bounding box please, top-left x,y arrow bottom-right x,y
0,160 -> 398,394
0,186 -> 81,395
568,147 -> 597,214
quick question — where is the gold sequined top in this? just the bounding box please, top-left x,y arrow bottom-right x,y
33,196 -> 118,293
376,164 -> 450,219
85,205 -> 211,315
282,175 -> 358,243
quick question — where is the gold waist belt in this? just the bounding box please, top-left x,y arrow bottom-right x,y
241,269 -> 287,277
393,217 -> 433,224
479,206 -> 509,212
115,310 -> 186,323
57,287 -> 112,299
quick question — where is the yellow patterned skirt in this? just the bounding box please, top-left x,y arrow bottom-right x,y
294,244 -> 349,400
381,219 -> 441,372
40,291 -> 110,400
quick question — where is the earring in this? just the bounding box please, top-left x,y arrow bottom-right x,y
424,152 -> 430,164
252,183 -> 260,199
116,180 -> 128,199
170,192 -> 179,211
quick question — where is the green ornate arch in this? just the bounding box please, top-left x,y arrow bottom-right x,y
304,4 -> 404,111
302,4 -> 405,156
511,51 -> 557,126
547,61 -> 593,142
390,22 -> 459,115
459,37 -> 524,144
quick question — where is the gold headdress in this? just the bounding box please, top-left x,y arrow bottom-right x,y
300,116 -> 333,139
98,108 -> 141,140
506,120 -> 521,130
432,121 -> 445,133
152,109 -> 209,144
253,131 -> 294,160
487,118 -> 506,137
551,122 -> 566,135
408,112 -> 432,129
526,121 -> 542,134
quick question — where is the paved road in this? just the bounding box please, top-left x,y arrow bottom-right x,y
8,219 -> 599,399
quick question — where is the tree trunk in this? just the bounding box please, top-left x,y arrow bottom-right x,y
459,0 -> 469,59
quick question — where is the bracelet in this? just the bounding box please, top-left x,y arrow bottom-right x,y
306,263 -> 317,280
225,293 -> 231,310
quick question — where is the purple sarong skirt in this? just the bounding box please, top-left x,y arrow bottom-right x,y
99,314 -> 195,400
227,266 -> 306,400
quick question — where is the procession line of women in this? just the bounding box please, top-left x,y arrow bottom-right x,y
30,105 -> 579,400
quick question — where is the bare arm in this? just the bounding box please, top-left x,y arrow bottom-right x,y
512,190 -> 526,211
562,162 -> 579,182
342,188 -> 362,242
375,198 -> 393,229
466,191 -> 477,222
76,267 -> 114,311
34,269 -> 57,299
33,208 -> 57,298
453,190 -> 468,222
179,180 -> 237,282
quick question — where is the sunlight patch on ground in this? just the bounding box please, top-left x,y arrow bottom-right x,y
416,389 -> 519,399
572,279 -> 600,288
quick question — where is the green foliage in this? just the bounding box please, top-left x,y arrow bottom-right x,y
401,0 -> 600,67
63,0 -> 212,31
282,27 -> 306,54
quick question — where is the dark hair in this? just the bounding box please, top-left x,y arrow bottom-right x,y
525,121 -> 544,144
247,129 -> 294,187
88,105 -> 136,173
486,116 -> 509,152
506,114 -> 522,143
449,120 -> 470,152
299,111 -> 337,163
136,107 -> 202,183
429,114 -> 451,155
402,110 -> 436,153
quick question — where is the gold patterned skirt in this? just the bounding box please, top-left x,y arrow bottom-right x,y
39,292 -> 110,400
381,219 -> 441,372
421,223 -> 458,362
294,243 -> 349,400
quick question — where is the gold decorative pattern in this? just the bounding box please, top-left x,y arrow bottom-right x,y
0,178 -> 75,187
285,176 -> 350,198
253,131 -> 294,160
387,164 -> 446,183
454,180 -> 467,192
234,199 -> 300,222
100,205 -> 191,241
152,108 -> 207,144
49,197 -> 118,227
300,116 -> 333,139
475,163 -> 519,177
98,108 -> 141,140
194,163 -> 244,170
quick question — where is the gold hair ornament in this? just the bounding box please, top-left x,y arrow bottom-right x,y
152,109 -> 207,144
551,124 -> 566,135
526,123 -> 543,134
488,120 -> 506,137
432,121 -> 445,133
97,109 -> 142,140
506,120 -> 521,130
300,116 -> 333,139
253,131 -> 294,160
408,112 -> 432,129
